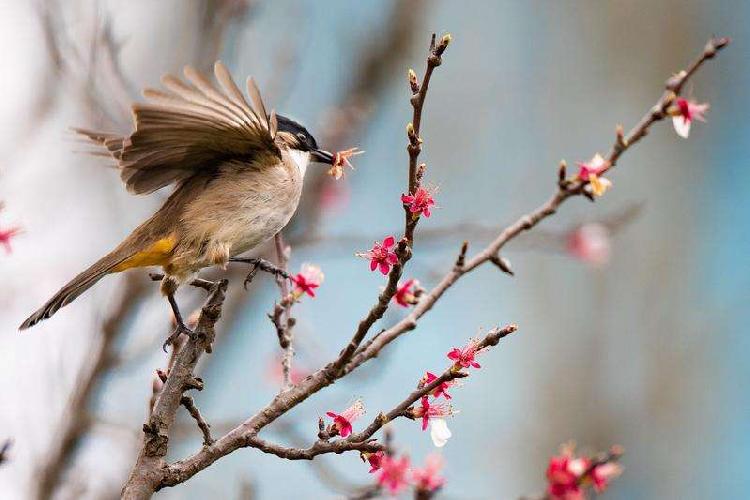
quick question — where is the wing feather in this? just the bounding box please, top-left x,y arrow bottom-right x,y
77,62 -> 279,194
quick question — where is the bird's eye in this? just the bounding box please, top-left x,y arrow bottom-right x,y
297,133 -> 306,142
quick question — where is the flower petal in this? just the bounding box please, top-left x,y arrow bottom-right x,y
382,236 -> 396,248
673,115 -> 691,138
430,418 -> 452,447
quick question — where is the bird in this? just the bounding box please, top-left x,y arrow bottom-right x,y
19,61 -> 356,337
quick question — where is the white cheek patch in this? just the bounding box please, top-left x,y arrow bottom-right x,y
289,150 -> 311,177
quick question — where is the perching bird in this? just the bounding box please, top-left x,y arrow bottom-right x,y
20,61 -> 354,334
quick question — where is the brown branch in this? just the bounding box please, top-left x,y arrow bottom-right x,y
35,275 -> 145,500
179,325 -> 515,466
273,233 -> 296,389
404,33 -> 451,244
340,35 -> 731,377
180,396 -> 214,447
122,279 -> 227,499
332,34 -> 451,374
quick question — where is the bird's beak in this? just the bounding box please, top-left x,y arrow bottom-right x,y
311,149 -> 335,164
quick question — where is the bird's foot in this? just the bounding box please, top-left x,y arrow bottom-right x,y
162,321 -> 196,352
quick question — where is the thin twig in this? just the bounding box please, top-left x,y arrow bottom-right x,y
180,396 -> 214,447
340,36 -> 731,377
273,233 -> 295,389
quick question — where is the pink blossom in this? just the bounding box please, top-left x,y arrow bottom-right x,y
357,236 -> 399,275
401,186 -> 436,218
0,226 -> 21,255
576,153 -> 612,197
292,263 -> 324,299
590,462 -> 623,493
671,97 -> 709,138
326,399 -> 365,438
566,223 -> 611,267
377,454 -> 411,494
546,448 -> 589,500
412,454 -> 446,493
413,397 -> 455,431
393,279 -> 420,307
362,451 -> 385,473
421,371 -> 453,400
447,338 -> 483,370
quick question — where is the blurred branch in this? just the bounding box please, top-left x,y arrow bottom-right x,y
35,275 -> 145,500
298,0 -> 427,239
0,440 -> 12,467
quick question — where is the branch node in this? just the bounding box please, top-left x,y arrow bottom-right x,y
455,241 -> 469,270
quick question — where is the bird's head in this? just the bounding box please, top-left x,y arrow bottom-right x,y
276,115 -> 335,172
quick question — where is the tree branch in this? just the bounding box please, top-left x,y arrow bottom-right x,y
122,279 -> 227,499
340,35 -> 731,376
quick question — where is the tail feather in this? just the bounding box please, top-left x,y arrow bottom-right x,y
19,251 -> 130,330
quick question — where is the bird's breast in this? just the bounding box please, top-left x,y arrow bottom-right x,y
180,159 -> 304,258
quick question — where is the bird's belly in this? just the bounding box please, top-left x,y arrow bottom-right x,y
218,190 -> 301,257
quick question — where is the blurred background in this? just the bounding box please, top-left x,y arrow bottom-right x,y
0,0 -> 747,498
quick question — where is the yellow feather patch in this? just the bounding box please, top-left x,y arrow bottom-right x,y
112,236 -> 177,272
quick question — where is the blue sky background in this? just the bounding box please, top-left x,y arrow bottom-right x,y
1,1 -> 748,499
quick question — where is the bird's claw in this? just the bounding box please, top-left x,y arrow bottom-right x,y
162,323 -> 195,352
243,264 -> 260,290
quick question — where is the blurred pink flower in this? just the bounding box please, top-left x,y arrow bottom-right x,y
394,279 -> 419,307
546,443 -> 622,499
266,358 -> 308,386
590,462 -> 623,493
357,236 -> 399,275
320,181 -> 350,213
362,451 -> 385,473
0,226 -> 21,255
377,454 -> 411,494
546,446 -> 588,500
566,223 -> 611,267
326,399 -> 365,438
412,454 -> 446,493
447,338 -> 483,370
671,97 -> 709,138
292,263 -> 324,299
401,186 -> 436,219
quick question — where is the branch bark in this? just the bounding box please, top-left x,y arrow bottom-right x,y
122,279 -> 227,499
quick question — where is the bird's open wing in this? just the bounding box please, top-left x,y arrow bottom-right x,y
77,61 -> 279,195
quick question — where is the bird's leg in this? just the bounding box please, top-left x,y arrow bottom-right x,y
229,257 -> 292,289
162,293 -> 195,351
160,275 -> 196,351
